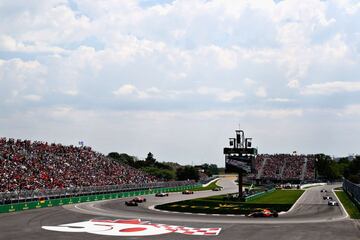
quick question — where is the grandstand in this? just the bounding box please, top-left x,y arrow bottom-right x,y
0,137 -> 157,192
0,136 -> 316,194
250,154 -> 316,182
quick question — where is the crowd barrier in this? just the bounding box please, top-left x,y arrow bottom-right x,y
343,179 -> 360,208
0,184 -> 199,214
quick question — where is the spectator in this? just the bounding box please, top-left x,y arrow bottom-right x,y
0,137 -> 157,192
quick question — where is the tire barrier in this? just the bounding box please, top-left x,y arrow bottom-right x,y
0,184 -> 199,214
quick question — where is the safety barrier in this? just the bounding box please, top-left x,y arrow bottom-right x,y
0,184 -> 199,214
343,179 -> 360,208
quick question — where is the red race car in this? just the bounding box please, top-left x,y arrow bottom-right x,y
132,197 -> 146,203
125,200 -> 138,206
247,209 -> 279,218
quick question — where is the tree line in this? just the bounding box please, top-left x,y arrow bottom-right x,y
107,152 -> 218,181
315,154 -> 360,183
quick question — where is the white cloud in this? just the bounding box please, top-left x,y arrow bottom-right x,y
113,84 -> 138,96
195,108 -> 303,119
267,98 -> 293,103
288,79 -> 300,89
197,87 -> 243,102
0,58 -> 47,103
1,0 -> 360,160
255,87 -> 267,97
0,35 -> 66,53
301,81 -> 360,95
23,94 -> 42,101
334,0 -> 360,15
113,84 -> 165,99
340,104 -> 360,116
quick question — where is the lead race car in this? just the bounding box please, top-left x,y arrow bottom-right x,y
247,208 -> 279,218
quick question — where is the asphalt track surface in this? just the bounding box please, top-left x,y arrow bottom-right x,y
0,179 -> 359,240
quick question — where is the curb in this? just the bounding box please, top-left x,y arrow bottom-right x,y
202,178 -> 220,187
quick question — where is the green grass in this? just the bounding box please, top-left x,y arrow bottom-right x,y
191,180 -> 220,191
246,190 -> 304,204
335,191 -> 360,219
155,189 -> 304,214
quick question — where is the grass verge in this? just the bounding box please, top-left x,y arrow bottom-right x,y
335,190 -> 360,219
155,189 -> 303,215
246,190 -> 304,204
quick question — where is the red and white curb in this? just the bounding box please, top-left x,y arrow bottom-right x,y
42,218 -> 221,236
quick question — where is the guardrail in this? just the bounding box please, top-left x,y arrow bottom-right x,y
343,179 -> 360,208
0,184 -> 199,214
0,180 -> 196,205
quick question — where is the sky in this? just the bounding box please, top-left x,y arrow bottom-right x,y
1,0 -> 360,166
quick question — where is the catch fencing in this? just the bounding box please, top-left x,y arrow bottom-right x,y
0,183 -> 198,213
342,179 -> 360,207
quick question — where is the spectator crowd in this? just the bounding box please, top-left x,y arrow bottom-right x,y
0,138 -> 157,192
253,154 -> 315,180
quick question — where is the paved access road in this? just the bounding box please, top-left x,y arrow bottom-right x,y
0,179 -> 359,240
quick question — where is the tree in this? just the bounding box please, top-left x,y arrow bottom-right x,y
107,152 -> 136,167
141,167 -> 175,181
344,156 -> 360,183
200,163 -> 219,176
176,166 -> 200,181
145,152 -> 156,165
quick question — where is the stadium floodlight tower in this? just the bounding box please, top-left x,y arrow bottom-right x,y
223,128 -> 257,200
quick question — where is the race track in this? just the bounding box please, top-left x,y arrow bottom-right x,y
0,179 -> 359,240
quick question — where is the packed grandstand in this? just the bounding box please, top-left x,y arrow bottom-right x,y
250,154 -> 316,181
1,137 -> 315,193
0,138 -> 157,192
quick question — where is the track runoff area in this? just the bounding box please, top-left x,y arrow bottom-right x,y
0,178 -> 359,240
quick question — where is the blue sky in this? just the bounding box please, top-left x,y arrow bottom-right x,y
1,0 -> 360,166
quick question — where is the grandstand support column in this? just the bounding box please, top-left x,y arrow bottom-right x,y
238,172 -> 243,199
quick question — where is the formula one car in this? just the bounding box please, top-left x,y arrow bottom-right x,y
212,187 -> 223,191
125,200 -> 138,206
133,197 -> 146,203
328,200 -> 339,206
155,192 -> 169,197
182,190 -> 194,194
320,189 -> 327,193
247,208 -> 279,218
323,195 -> 333,200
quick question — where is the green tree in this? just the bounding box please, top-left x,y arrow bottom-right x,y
176,166 -> 200,181
315,154 -> 340,180
145,152 -> 156,165
344,156 -> 360,183
108,152 -> 136,167
141,167 -> 175,181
